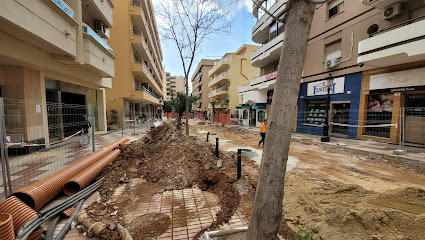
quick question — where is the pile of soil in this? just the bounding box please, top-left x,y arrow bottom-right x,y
82,123 -> 285,239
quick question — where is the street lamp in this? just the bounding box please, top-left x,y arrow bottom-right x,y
321,73 -> 334,142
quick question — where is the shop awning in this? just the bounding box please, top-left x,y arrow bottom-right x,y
236,104 -> 249,109
253,104 -> 267,110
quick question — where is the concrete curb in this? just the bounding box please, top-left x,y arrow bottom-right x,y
291,137 -> 425,167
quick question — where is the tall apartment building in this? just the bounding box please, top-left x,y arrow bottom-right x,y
208,44 -> 260,118
191,59 -> 217,117
106,0 -> 164,126
165,72 -> 185,100
0,0 -> 115,143
240,0 -> 425,144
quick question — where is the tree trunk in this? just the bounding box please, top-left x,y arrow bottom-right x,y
185,76 -> 190,135
246,1 -> 315,239
177,114 -> 182,130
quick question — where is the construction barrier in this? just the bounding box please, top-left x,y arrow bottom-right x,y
214,113 -> 231,125
198,113 -> 203,120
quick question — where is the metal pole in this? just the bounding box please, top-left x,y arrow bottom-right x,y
237,149 -> 242,179
399,107 -> 402,149
321,74 -> 333,142
215,137 -> 219,158
402,107 -> 405,148
132,103 -> 138,135
207,132 -> 210,142
0,98 -> 9,197
121,109 -> 124,138
89,105 -> 95,153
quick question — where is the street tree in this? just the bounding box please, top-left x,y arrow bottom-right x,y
156,0 -> 231,135
172,92 -> 201,130
210,100 -> 217,123
246,0 -> 328,239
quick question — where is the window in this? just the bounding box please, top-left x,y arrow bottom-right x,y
269,21 -> 277,41
364,94 -> 393,138
304,98 -> 327,126
277,14 -> 284,35
243,110 -> 249,119
325,40 -> 342,61
328,0 -> 344,18
258,110 -> 265,122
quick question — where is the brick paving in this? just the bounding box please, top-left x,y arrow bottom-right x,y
56,179 -> 247,240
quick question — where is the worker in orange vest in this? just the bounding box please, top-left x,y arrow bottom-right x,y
259,119 -> 267,147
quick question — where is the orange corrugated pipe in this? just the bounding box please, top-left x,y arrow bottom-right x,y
10,138 -> 128,210
0,197 -> 42,240
63,149 -> 122,195
0,213 -> 14,240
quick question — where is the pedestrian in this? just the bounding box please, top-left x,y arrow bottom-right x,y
79,115 -> 91,147
259,119 -> 267,147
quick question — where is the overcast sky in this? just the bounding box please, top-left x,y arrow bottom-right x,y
151,0 -> 259,92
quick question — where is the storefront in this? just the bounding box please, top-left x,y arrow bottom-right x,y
297,72 -> 362,138
358,67 -> 425,145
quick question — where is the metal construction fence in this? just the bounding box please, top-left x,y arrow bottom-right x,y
0,98 -> 100,200
296,107 -> 425,147
119,108 -> 156,137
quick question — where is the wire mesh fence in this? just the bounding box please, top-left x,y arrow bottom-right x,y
0,98 -> 97,200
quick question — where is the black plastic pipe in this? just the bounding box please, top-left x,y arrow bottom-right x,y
54,199 -> 85,240
206,132 -> 210,142
237,149 -> 242,179
46,214 -> 61,240
216,138 -> 219,158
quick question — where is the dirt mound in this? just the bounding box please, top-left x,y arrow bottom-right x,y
83,123 -> 272,239
128,213 -> 170,239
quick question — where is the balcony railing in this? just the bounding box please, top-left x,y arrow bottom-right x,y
208,86 -> 229,97
131,30 -> 162,81
209,56 -> 232,76
132,58 -> 163,90
82,23 -> 113,53
208,71 -> 229,87
369,15 -> 425,37
130,1 -> 142,7
52,0 -> 74,18
134,85 -> 161,100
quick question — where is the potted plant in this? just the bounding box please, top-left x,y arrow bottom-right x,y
107,109 -> 119,130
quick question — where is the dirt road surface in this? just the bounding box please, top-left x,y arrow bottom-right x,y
189,121 -> 425,240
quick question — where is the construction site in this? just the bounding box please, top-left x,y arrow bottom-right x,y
0,117 -> 424,240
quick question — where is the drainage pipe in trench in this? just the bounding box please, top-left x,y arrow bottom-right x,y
63,148 -> 122,196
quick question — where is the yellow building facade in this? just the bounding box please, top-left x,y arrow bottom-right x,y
208,45 -> 260,117
106,0 -> 164,128
0,0 -> 115,143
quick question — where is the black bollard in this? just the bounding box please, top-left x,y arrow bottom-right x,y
237,149 -> 242,179
207,132 -> 210,142
216,137 -> 219,158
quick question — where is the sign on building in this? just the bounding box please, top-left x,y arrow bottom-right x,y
307,77 -> 345,96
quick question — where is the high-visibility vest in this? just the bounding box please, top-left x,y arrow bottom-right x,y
260,122 -> 267,132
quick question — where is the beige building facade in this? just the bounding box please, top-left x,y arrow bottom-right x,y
240,0 -> 425,144
106,0 -> 164,127
208,44 -> 260,118
0,0 -> 115,143
165,72 -> 185,100
191,59 -> 216,117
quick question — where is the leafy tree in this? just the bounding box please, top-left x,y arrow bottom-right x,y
163,100 -> 173,113
172,92 -> 200,129
210,100 -> 217,123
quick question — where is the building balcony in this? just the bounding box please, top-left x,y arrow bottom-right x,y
208,86 -> 229,98
357,17 -> 425,67
82,24 -> 115,77
361,0 -> 400,9
208,56 -> 232,76
131,58 -> 163,94
208,71 -> 229,88
130,88 -> 160,104
251,33 -> 284,68
208,102 -> 229,109
238,70 -> 277,94
83,0 -> 113,27
0,0 -> 79,58
252,0 -> 287,44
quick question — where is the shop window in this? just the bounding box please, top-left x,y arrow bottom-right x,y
304,98 -> 327,126
328,0 -> 344,19
258,110 -> 265,122
364,94 -> 393,138
325,40 -> 342,61
243,110 -> 248,119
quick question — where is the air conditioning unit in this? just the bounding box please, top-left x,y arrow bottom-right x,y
325,58 -> 338,69
382,3 -> 402,20
95,21 -> 107,38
